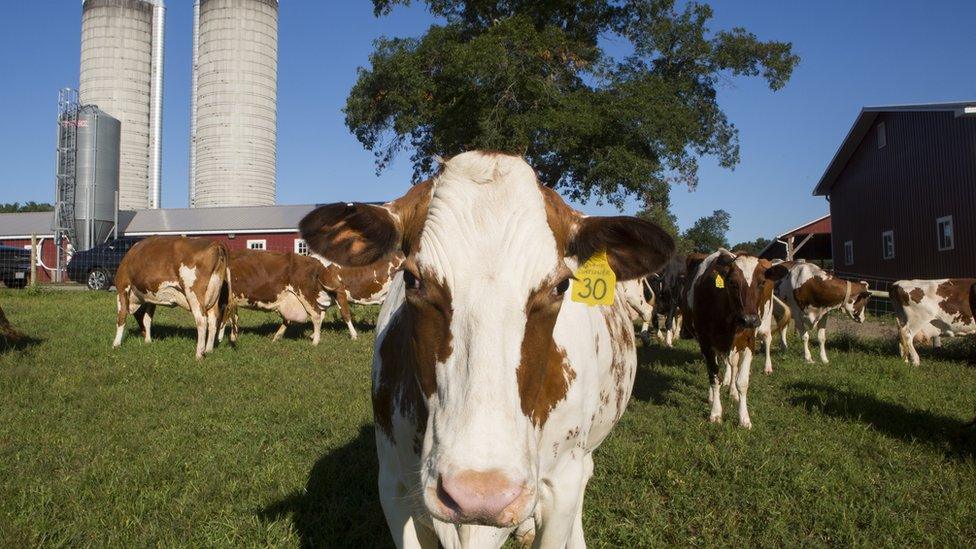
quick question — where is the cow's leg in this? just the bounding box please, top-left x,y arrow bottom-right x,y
702,346 -> 722,423
932,335 -> 943,348
205,306 -> 218,354
113,289 -> 129,348
134,304 -> 155,343
816,316 -> 829,364
763,329 -> 773,375
728,352 -> 740,402
901,326 -> 921,366
779,320 -> 789,350
800,327 -> 813,363
310,310 -> 323,346
273,320 -> 288,342
532,458 -> 587,548
735,346 -> 754,429
337,291 -> 358,340
192,308 -> 207,360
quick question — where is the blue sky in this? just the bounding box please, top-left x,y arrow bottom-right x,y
0,1 -> 973,243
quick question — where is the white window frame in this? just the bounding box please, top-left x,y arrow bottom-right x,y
877,122 -> 886,148
844,240 -> 854,265
882,230 -> 895,260
246,239 -> 267,251
23,245 -> 41,266
937,216 -> 954,251
294,238 -> 309,255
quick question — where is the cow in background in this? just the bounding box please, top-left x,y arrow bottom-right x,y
774,262 -> 871,364
620,278 -> 655,344
890,278 -> 976,366
223,249 -> 331,345
685,250 -> 787,428
113,236 -> 232,359
299,151 -> 674,547
649,254 -> 687,347
314,253 -> 405,339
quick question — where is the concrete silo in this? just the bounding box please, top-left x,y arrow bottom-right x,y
190,0 -> 279,208
79,0 -> 164,211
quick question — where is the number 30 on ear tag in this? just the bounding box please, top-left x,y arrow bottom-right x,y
571,250 -> 616,306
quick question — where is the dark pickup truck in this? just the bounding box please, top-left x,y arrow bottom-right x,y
0,245 -> 31,289
66,236 -> 144,290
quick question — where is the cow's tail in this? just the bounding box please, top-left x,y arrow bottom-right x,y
771,294 -> 792,335
213,244 -> 235,339
889,282 -> 907,328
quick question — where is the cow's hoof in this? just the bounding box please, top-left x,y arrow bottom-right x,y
764,368 -> 772,375
740,419 -> 753,429
804,358 -> 815,365
350,334 -> 359,341
709,414 -> 722,424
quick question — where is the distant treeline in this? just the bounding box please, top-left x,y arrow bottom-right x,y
0,202 -> 54,213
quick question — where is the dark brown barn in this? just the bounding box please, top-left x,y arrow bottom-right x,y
813,102 -> 976,286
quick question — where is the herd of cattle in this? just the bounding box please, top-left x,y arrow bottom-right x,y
107,151 -> 975,547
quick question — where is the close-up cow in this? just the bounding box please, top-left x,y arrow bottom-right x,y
890,278 -> 976,366
774,261 -> 871,364
299,151 -> 674,547
112,236 -> 232,360
684,249 -> 788,428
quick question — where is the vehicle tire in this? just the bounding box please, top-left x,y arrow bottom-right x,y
3,277 -> 27,289
87,268 -> 111,291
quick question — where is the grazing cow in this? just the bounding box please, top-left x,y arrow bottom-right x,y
648,254 -> 687,347
113,236 -> 231,359
890,278 -> 976,366
315,253 -> 405,339
684,250 -> 787,428
223,249 -> 331,345
620,278 -> 655,343
774,262 -> 871,364
299,151 -> 673,547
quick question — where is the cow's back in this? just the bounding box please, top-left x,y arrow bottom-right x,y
230,249 -> 294,304
117,236 -> 225,293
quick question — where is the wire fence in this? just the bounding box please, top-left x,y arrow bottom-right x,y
833,270 -> 897,317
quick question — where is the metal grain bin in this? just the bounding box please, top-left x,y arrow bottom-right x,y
75,106 -> 121,250
190,0 -> 279,208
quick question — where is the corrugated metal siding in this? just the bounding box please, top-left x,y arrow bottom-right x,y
829,111 -> 976,281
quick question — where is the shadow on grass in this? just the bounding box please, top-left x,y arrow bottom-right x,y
788,381 -> 976,459
0,334 -> 43,353
259,425 -> 390,547
631,341 -> 700,405
828,332 -> 976,365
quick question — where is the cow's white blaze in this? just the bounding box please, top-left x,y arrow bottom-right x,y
415,152 -> 559,509
736,256 -> 759,287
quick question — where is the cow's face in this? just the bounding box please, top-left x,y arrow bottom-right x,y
714,252 -> 786,329
844,281 -> 871,323
300,151 -> 673,527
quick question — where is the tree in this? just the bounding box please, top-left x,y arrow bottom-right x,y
347,0 -> 799,207
0,202 -> 54,213
731,237 -> 772,255
683,209 -> 730,253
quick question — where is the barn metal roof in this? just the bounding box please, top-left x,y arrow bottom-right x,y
0,204 -> 322,239
812,101 -> 976,196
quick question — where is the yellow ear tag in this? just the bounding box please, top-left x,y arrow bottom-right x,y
571,250 -> 616,306
715,273 -> 725,289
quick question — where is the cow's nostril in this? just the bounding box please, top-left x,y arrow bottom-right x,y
437,469 -> 526,525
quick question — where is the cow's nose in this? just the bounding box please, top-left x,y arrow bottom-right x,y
437,469 -> 527,525
740,314 -> 761,328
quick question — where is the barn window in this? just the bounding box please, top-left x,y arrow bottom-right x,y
844,241 -> 854,265
882,230 -> 895,260
246,239 -> 266,251
877,122 -> 886,148
294,238 -> 309,255
937,216 -> 954,251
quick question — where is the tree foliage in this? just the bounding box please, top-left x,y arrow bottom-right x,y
731,237 -> 772,255
0,202 -> 53,213
683,209 -> 730,253
348,0 -> 799,206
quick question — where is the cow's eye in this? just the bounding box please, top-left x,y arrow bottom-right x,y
552,278 -> 571,297
403,269 -> 422,291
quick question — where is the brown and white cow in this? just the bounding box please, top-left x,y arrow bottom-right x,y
113,236 -> 231,359
314,253 -> 405,339
299,151 -> 673,547
890,278 -> 976,366
774,262 -> 871,364
620,278 -> 655,344
222,249 -> 332,345
685,250 -> 788,428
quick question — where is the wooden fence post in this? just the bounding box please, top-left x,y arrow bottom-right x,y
29,233 -> 38,288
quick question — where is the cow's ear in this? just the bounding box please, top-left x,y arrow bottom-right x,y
764,264 -> 790,281
300,181 -> 432,266
568,216 -> 675,281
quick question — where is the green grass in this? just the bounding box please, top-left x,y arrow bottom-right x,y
1,289 -> 975,547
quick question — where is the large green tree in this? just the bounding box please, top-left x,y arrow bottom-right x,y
347,0 -> 799,206
683,209 -> 730,253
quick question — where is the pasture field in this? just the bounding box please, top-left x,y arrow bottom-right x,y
1,289 -> 975,547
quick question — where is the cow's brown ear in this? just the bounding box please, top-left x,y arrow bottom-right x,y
764,264 -> 791,281
299,181 -> 432,266
569,216 -> 675,281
